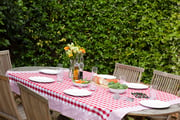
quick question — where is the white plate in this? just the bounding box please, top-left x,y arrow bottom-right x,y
140,100 -> 170,108
97,74 -> 116,79
126,83 -> 148,89
29,76 -> 55,83
63,89 -> 92,96
39,69 -> 59,74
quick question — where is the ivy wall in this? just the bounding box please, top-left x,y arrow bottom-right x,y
0,0 -> 180,83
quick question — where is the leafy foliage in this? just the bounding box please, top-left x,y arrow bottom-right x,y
0,0 -> 179,83
0,2 -> 10,48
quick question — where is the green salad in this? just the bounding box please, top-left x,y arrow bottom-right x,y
108,82 -> 128,89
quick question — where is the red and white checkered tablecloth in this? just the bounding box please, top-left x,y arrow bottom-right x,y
7,71 -> 180,120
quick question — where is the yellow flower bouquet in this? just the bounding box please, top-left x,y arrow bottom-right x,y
64,43 -> 86,80
64,43 -> 85,59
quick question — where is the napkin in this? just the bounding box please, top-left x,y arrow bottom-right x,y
131,92 -> 149,98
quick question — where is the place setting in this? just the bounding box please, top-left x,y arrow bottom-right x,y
39,69 -> 59,75
28,76 -> 55,83
63,79 -> 93,97
63,88 -> 92,97
63,66 -> 98,97
63,80 -> 93,97
139,100 -> 170,109
125,83 -> 149,89
39,67 -> 69,76
27,65 -> 64,83
137,84 -> 171,109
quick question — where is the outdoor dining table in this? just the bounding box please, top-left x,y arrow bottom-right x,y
6,66 -> 180,120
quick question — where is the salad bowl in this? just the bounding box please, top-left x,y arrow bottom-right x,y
108,82 -> 128,99
109,88 -> 127,94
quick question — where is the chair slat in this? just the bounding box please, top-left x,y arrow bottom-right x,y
0,75 -> 26,120
113,63 -> 144,83
0,50 -> 12,75
18,83 -> 52,120
151,70 -> 180,96
148,70 -> 180,120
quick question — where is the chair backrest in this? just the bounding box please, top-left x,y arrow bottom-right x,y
0,50 -> 12,75
151,70 -> 180,96
113,63 -> 144,83
0,75 -> 22,120
17,83 -> 52,120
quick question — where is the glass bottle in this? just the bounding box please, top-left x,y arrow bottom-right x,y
79,54 -> 84,79
73,55 -> 79,80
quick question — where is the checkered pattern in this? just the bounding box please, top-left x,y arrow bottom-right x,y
7,71 -> 180,120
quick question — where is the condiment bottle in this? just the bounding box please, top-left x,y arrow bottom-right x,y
73,56 -> 79,80
79,54 -> 84,79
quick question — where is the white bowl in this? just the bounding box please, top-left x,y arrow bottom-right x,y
73,82 -> 90,87
109,88 -> 127,94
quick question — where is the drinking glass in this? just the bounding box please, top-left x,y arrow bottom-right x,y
89,67 -> 98,91
92,67 -> 98,77
57,64 -> 64,83
119,75 -> 127,84
149,85 -> 157,100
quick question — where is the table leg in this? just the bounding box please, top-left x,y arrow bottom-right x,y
122,115 -> 129,120
123,116 -> 146,120
134,116 -> 145,120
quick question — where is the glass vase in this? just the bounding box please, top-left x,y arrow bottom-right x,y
69,55 -> 84,80
69,58 -> 79,80
68,59 -> 74,79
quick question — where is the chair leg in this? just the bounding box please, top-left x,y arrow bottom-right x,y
13,92 -> 22,105
167,113 -> 180,120
178,112 -> 180,120
175,112 -> 180,120
167,115 -> 172,120
0,116 -> 7,120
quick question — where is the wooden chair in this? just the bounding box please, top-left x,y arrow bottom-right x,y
0,75 -> 26,120
151,70 -> 180,96
17,82 -> 52,120
113,63 -> 145,83
0,50 -> 12,75
0,50 -> 22,104
148,70 -> 180,120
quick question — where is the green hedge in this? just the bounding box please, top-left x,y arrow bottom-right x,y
1,0 -> 180,83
